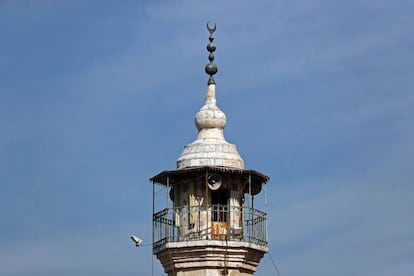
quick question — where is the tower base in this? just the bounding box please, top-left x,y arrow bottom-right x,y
154,240 -> 268,276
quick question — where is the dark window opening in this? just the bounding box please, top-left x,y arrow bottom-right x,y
211,190 -> 228,222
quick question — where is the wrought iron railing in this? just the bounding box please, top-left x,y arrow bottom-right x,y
153,205 -> 267,248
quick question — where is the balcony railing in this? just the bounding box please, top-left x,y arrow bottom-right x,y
153,205 -> 267,248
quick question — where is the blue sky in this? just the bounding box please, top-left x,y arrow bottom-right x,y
1,0 -> 413,275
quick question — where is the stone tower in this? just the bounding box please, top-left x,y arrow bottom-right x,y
151,24 -> 269,276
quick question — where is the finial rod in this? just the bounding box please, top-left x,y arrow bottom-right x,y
205,22 -> 218,85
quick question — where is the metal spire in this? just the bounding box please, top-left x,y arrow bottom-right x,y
205,22 -> 218,85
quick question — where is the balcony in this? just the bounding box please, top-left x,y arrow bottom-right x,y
153,204 -> 267,249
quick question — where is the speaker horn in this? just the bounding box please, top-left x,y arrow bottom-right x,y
207,174 -> 222,190
169,187 -> 175,202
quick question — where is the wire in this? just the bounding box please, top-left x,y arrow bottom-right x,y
155,186 -> 166,195
138,243 -> 152,247
268,251 -> 282,276
152,252 -> 154,276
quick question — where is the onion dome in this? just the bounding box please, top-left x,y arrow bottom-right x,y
177,23 -> 244,169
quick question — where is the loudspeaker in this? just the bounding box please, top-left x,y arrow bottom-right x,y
207,174 -> 222,190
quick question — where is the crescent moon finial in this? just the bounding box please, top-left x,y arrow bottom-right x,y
207,22 -> 216,34
205,22 -> 218,85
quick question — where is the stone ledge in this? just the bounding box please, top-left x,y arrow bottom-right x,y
154,240 -> 268,275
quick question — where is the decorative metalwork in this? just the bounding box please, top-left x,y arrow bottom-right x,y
205,22 -> 218,85
153,205 -> 268,248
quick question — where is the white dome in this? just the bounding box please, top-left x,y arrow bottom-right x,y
177,84 -> 244,169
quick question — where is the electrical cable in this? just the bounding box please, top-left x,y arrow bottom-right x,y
268,251 -> 282,276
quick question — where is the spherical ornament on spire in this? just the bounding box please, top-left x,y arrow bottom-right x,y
205,63 -> 218,75
207,43 -> 216,52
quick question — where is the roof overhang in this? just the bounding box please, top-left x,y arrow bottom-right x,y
150,166 -> 269,187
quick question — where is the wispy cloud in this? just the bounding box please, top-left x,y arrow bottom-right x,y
0,225 -> 155,276
1,0 -> 413,275
269,130 -> 414,275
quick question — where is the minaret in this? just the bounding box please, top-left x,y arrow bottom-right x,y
151,23 -> 269,276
